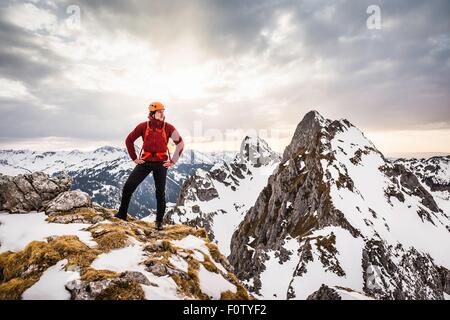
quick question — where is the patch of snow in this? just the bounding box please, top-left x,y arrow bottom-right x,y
90,243 -> 183,300
172,235 -> 210,253
91,243 -> 145,272
289,227 -> 365,300
197,264 -> 236,299
171,235 -> 227,274
169,255 -> 189,273
334,287 -> 374,300
22,259 -> 79,300
0,212 -> 96,253
299,160 -> 305,171
140,215 -> 156,223
140,277 -> 184,300
259,236 -> 301,299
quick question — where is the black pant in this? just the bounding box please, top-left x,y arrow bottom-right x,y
117,161 -> 167,221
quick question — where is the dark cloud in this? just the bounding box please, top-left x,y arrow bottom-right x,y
0,18 -> 65,85
272,0 -> 450,130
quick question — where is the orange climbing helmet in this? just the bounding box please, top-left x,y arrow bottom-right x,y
148,102 -> 165,113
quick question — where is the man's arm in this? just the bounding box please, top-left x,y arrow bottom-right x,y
170,130 -> 184,164
125,123 -> 145,161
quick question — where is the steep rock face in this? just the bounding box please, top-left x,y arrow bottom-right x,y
0,172 -> 72,213
166,136 -> 281,257
229,111 -> 450,300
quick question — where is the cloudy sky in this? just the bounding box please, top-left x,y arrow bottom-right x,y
0,0 -> 449,156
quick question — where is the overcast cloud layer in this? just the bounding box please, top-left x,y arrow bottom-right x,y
0,0 -> 449,154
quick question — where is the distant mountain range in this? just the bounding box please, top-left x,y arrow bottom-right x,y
0,146 -> 236,219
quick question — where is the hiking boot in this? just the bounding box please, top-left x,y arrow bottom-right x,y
114,213 -> 127,221
155,220 -> 164,231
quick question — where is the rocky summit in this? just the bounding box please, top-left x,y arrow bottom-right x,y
0,173 -> 251,300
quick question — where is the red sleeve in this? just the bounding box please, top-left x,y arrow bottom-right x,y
125,122 -> 146,161
165,123 -> 176,140
165,122 -> 184,144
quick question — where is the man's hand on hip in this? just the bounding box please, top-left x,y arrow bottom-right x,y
163,160 -> 174,168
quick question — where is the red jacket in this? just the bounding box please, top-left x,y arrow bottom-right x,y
125,117 -> 177,162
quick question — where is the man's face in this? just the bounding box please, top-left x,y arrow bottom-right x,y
155,109 -> 165,120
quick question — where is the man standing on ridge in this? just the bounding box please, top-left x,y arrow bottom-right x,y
115,102 -> 185,230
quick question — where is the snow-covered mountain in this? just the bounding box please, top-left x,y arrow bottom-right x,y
0,146 -> 235,176
395,156 -> 450,214
395,156 -> 449,191
227,111 -> 449,300
0,146 -> 235,219
0,173 -> 251,300
166,136 -> 281,257
0,146 -> 126,176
